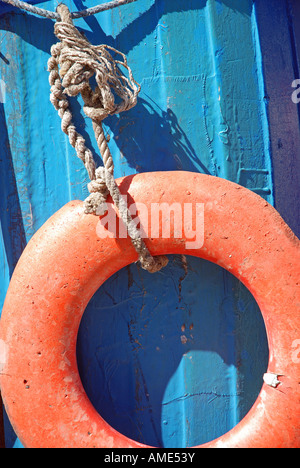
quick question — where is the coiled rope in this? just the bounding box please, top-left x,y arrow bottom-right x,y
48,4 -> 168,273
0,0 -> 139,20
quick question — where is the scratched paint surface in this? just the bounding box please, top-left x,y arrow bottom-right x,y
0,0 -> 298,448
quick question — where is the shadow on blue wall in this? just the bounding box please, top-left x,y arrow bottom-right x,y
106,99 -> 211,174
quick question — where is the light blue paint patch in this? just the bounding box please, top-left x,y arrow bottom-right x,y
12,437 -> 24,449
227,364 -> 239,429
161,350 -> 236,447
0,229 -> 9,311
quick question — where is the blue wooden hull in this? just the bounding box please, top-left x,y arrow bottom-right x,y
0,0 -> 299,448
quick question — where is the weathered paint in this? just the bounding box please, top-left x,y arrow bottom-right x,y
0,0 -> 298,448
254,0 -> 300,238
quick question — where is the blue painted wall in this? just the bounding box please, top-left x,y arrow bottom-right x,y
0,0 -> 298,448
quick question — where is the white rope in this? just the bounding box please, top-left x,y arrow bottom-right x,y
0,0 -> 139,19
48,4 -> 169,273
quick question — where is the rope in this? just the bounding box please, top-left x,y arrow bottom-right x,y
0,0 -> 139,20
48,4 -> 168,273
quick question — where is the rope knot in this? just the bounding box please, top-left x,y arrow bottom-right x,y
54,3 -> 140,124
85,167 -> 109,215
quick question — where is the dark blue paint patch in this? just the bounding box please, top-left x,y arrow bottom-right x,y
254,0 -> 300,237
0,103 -> 27,276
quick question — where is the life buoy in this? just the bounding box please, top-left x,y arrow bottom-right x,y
0,171 -> 299,448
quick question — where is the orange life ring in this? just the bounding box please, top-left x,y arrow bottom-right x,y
0,171 -> 299,448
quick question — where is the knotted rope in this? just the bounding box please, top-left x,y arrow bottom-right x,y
48,4 -> 168,273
